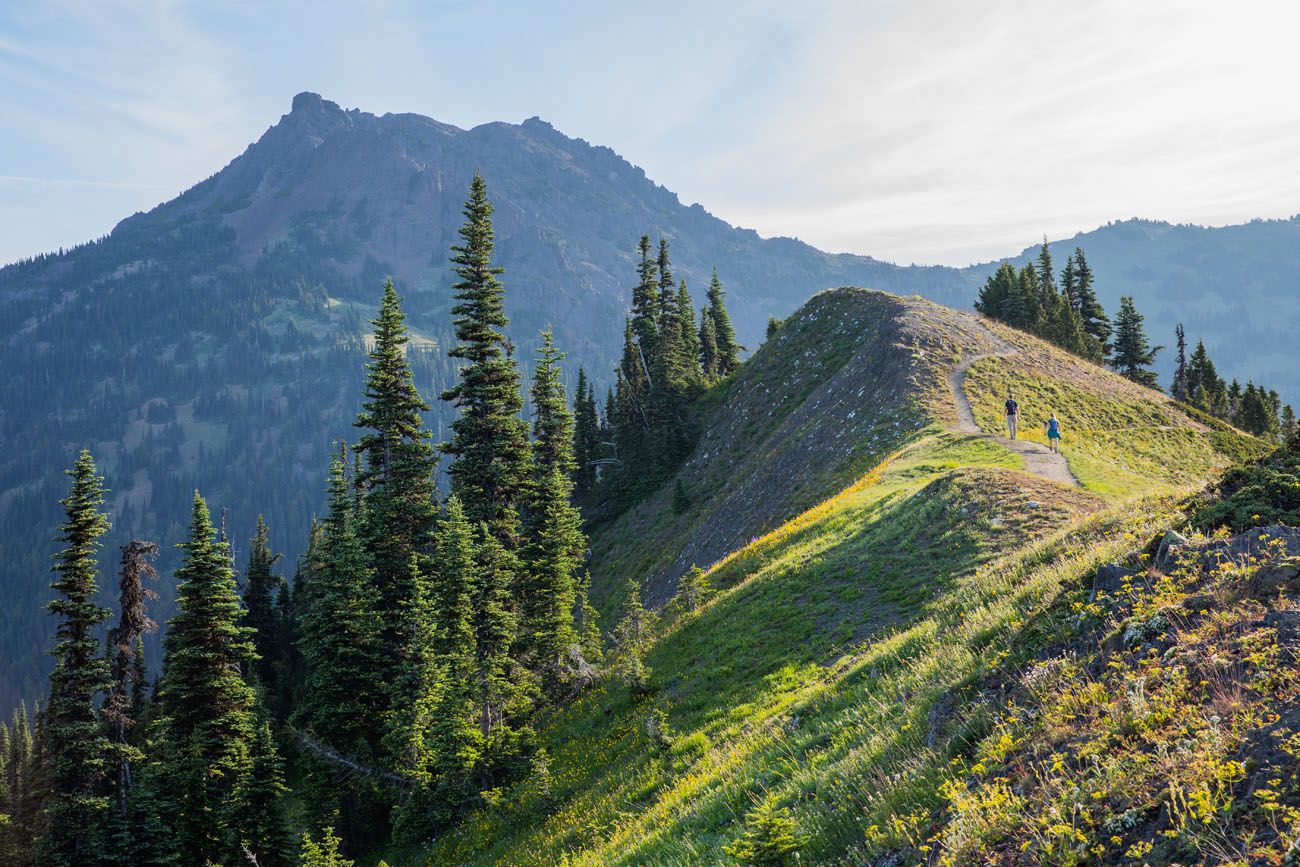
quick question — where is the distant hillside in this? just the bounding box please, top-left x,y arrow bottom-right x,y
969,216 -> 1300,403
417,288 -> 1265,865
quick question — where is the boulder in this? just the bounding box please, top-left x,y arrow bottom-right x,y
1154,530 -> 1189,572
1247,557 -> 1300,599
1091,562 -> 1132,601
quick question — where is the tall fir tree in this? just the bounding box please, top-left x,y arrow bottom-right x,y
1110,296 -> 1161,389
470,529 -> 526,750
1171,324 -> 1189,401
104,539 -> 159,853
1071,248 -> 1111,354
571,367 -> 601,496
241,516 -> 283,690
442,173 -> 531,537
630,236 -> 661,351
160,492 -> 284,865
521,332 -> 585,685
705,269 -> 741,376
1035,237 -> 1056,297
354,279 -> 438,674
699,306 -> 720,381
677,282 -> 703,385
225,717 -> 293,867
294,451 -> 387,847
38,451 -> 112,867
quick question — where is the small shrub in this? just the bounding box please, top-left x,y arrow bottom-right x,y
724,795 -> 805,865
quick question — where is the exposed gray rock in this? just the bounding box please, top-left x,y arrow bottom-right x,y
1154,530 -> 1189,572
1091,562 -> 1133,601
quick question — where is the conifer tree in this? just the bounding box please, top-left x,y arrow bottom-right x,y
293,452 -> 386,843
242,516 -> 283,689
706,269 -> 741,376
225,717 -> 293,867
1071,248 -> 1111,353
528,330 -> 576,480
470,530 -> 526,746
1060,251 -> 1078,312
39,450 -> 112,867
573,570 -> 603,667
656,238 -> 676,325
1110,296 -> 1161,388
1186,340 -> 1228,417
571,368 -> 600,496
677,282 -> 702,385
699,306 -> 720,381
442,173 -> 531,536
630,236 -> 660,350
104,540 -> 159,832
1282,404 -> 1297,441
521,332 -> 585,690
1035,237 -> 1056,296
300,827 -> 353,867
612,578 -> 655,693
1171,324 -> 1189,401
975,263 -> 1017,323
160,492 -> 276,865
390,497 -> 480,843
354,279 -> 438,672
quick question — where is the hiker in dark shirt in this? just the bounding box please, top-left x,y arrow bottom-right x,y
1005,392 -> 1019,439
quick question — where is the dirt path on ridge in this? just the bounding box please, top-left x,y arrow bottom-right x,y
945,328 -> 1081,488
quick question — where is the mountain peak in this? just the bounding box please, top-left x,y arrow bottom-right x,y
289,91 -> 341,115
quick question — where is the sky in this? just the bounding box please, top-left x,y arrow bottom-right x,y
3,0 -> 1300,267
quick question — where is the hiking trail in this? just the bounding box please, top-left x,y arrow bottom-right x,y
946,328 -> 1081,488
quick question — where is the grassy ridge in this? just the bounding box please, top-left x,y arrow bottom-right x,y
421,433 -> 1122,864
403,294 -> 1268,866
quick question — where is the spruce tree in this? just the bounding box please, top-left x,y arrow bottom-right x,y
242,516 -> 283,690
470,529 -> 526,747
1071,248 -> 1111,353
612,578 -> 655,693
699,306 -> 720,381
39,450 -> 113,867
442,173 -> 531,536
354,279 -> 438,672
1171,324 -> 1189,401
571,368 -> 601,496
521,331 -> 585,691
706,269 -> 741,376
677,282 -> 703,385
225,718 -> 293,867
294,452 -> 387,842
573,570 -> 603,667
1110,296 -> 1161,388
528,330 -> 575,479
104,540 -> 159,843
1035,237 -> 1056,297
630,236 -> 661,350
160,492 -> 277,865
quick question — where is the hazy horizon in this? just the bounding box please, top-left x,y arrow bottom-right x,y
4,0 -> 1300,267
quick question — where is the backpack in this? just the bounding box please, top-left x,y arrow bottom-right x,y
1005,399 -> 1018,416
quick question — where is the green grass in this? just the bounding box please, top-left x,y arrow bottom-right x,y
415,434 -> 1135,866
394,298 -> 1269,866
964,358 -> 1266,498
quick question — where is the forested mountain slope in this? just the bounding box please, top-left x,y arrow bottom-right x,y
0,94 -> 970,714
418,288 -> 1268,865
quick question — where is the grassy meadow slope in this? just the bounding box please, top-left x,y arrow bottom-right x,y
412,290 -> 1264,866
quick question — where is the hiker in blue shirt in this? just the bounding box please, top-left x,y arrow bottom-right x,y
1045,412 -> 1062,453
